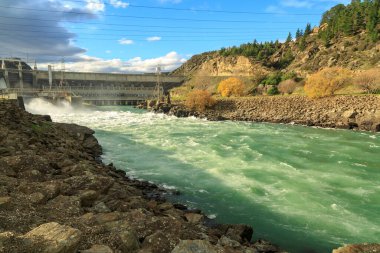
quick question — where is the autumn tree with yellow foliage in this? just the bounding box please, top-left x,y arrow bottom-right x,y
217,77 -> 245,97
304,67 -> 352,98
185,90 -> 216,112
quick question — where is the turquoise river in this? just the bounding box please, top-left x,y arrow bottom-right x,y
26,99 -> 380,253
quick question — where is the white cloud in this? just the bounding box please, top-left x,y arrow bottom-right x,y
105,50 -> 112,54
86,0 -> 105,12
265,5 -> 287,14
278,0 -> 350,9
147,36 -> 162,42
118,38 -> 134,45
280,0 -> 312,8
158,0 -> 182,4
37,52 -> 187,73
109,0 -> 129,8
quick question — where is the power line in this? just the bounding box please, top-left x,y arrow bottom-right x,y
0,34 -> 264,42
0,15 -> 312,30
0,27 -> 295,37
0,5 -> 320,23
64,0 -> 321,16
0,22 -> 304,33
0,16 -> 314,29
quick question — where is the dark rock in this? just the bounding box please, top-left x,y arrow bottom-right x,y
118,230 -> 140,252
0,196 -> 11,210
81,244 -> 114,253
79,190 -> 100,207
171,240 -> 217,253
141,231 -> 171,253
253,239 -> 280,253
226,224 -> 253,244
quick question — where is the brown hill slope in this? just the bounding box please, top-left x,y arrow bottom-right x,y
172,31 -> 380,79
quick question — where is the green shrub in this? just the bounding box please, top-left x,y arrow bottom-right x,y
267,86 -> 279,95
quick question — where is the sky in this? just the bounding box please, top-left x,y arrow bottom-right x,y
0,0 -> 351,73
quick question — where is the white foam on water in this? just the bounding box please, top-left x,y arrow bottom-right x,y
161,184 -> 177,190
353,163 -> 367,167
207,214 -> 217,219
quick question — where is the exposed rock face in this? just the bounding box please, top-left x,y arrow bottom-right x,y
171,240 -> 217,253
172,53 -> 270,83
172,32 -> 380,79
0,100 -> 283,253
165,95 -> 380,132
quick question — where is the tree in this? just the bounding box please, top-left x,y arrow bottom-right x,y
185,90 -> 215,112
354,69 -> 380,94
217,77 -> 245,97
304,67 -> 352,98
278,79 -> 298,94
262,72 -> 282,85
295,29 -> 303,39
305,23 -> 312,36
286,32 -> 293,43
298,36 -> 307,51
267,86 -> 279,95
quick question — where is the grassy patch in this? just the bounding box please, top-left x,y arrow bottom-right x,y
30,122 -> 52,134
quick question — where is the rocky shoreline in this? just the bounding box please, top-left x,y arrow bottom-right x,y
156,95 -> 380,132
0,100 -> 285,253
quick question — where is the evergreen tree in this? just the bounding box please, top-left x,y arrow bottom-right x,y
320,0 -> 379,40
298,36 -> 307,51
296,29 -> 302,39
286,32 -> 293,43
305,23 -> 312,36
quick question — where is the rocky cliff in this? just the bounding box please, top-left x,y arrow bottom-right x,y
0,100 -> 283,253
171,32 -> 380,79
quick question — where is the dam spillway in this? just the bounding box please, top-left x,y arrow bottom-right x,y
0,58 -> 184,105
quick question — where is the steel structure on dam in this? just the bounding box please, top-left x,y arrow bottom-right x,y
0,59 -> 184,105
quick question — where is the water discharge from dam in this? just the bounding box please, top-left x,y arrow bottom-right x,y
25,99 -> 380,253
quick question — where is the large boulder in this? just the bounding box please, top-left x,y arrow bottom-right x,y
81,244 -> 114,253
171,240 -> 217,253
22,222 -> 82,253
118,230 -> 140,252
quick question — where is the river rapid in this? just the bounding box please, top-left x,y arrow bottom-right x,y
25,99 -> 380,253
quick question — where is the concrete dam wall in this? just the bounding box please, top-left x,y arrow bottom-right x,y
1,59 -> 184,105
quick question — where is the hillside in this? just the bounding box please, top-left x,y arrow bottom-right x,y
171,0 -> 380,94
172,32 -> 380,77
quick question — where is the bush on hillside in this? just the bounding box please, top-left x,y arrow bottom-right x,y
262,73 -> 282,86
217,77 -> 245,97
278,79 -> 298,94
304,67 -> 352,98
185,90 -> 215,112
354,69 -> 380,94
267,86 -> 279,96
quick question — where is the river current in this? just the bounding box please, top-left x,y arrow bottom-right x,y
25,99 -> 380,253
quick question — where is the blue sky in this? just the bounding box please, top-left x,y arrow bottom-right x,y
0,0 -> 350,72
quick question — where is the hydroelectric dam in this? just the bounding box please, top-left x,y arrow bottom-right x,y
0,58 -> 185,105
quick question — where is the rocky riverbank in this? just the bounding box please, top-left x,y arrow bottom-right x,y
158,95 -> 380,132
0,100 -> 284,253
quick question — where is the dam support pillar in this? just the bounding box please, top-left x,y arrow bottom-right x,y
18,61 -> 23,91
48,65 -> 53,90
2,60 -> 9,88
32,61 -> 38,88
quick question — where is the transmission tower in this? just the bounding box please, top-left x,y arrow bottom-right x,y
59,57 -> 65,87
155,65 -> 162,103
